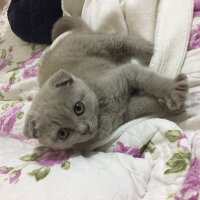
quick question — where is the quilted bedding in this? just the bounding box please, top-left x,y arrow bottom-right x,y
0,0 -> 200,200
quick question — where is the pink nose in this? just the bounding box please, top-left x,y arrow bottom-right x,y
82,126 -> 92,135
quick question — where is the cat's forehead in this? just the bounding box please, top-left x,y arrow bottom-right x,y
35,94 -> 79,123
47,83 -> 86,101
33,78 -> 97,126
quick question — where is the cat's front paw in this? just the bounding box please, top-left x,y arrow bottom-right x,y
142,41 -> 154,63
160,74 -> 188,112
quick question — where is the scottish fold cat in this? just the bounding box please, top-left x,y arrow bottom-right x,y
23,16 -> 188,152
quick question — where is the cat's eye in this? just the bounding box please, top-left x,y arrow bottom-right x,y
74,101 -> 85,116
57,129 -> 69,140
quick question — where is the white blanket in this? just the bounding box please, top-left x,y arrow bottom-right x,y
0,118 -> 192,200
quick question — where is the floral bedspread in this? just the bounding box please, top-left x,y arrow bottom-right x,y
0,1 -> 200,200
189,0 -> 200,51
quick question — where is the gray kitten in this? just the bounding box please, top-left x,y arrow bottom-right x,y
23,16 -> 188,152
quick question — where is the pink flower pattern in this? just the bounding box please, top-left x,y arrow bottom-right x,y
177,134 -> 190,152
19,52 -> 42,79
36,148 -> 72,167
0,147 -> 72,183
175,158 -> 200,200
1,85 -> 11,92
27,96 -> 33,101
0,53 -> 13,71
0,51 -> 42,92
0,131 -> 39,146
113,141 -> 145,158
19,52 -> 42,69
0,103 -> 24,132
0,0 -> 72,184
189,0 -> 200,50
0,20 -> 4,25
9,171 -> 21,184
23,65 -> 40,79
0,168 -> 9,174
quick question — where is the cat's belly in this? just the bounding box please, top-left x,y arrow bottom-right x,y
66,57 -> 118,83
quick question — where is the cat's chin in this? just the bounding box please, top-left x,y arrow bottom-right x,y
71,134 -> 97,151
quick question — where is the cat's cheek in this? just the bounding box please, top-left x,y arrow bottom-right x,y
90,116 -> 98,134
37,136 -> 55,148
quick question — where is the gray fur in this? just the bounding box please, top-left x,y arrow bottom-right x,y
51,15 -> 91,41
23,16 -> 188,152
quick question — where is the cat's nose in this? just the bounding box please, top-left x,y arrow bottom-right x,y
82,125 -> 92,135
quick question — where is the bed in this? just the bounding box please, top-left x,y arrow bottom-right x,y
0,0 -> 200,199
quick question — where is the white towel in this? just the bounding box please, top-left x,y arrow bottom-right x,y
150,0 -> 194,77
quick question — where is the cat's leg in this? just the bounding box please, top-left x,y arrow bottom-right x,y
105,64 -> 188,112
52,15 -> 153,62
89,34 -> 153,63
124,95 -> 184,122
52,15 -> 92,41
71,33 -> 153,63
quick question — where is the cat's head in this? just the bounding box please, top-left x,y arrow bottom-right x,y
23,69 -> 98,149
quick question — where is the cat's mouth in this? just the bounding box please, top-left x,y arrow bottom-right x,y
80,113 -> 97,136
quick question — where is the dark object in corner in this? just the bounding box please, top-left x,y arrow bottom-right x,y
7,0 -> 62,44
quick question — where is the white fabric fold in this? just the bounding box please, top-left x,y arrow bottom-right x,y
150,0 -> 194,77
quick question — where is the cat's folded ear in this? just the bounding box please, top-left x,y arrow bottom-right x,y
23,111 -> 37,139
48,69 -> 73,88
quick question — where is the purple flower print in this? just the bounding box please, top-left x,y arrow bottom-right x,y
0,147 -> 72,183
19,52 -> 42,69
9,171 -> 21,184
9,46 -> 13,52
0,166 -> 13,175
194,0 -> 200,11
0,168 -> 9,174
175,158 -> 200,200
36,148 -> 72,167
27,96 -> 33,102
0,20 -> 4,25
113,141 -> 145,158
189,24 -> 200,51
0,54 -> 13,71
1,85 -> 11,92
23,65 -> 40,79
0,103 -> 24,132
177,134 -> 190,152
0,167 -> 21,184
31,51 -> 42,59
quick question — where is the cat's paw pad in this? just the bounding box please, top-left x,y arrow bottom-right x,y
165,74 -> 188,111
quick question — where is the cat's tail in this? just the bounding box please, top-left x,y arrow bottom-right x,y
51,15 -> 92,42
